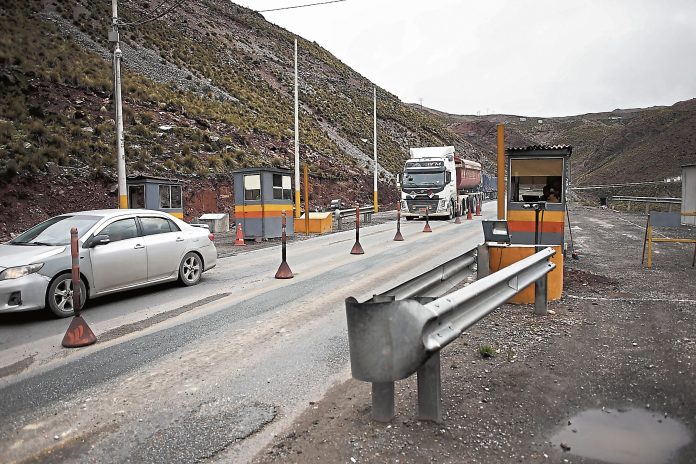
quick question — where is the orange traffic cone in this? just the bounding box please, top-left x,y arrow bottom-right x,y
423,209 -> 432,232
475,198 -> 482,216
234,223 -> 245,246
466,199 -> 473,220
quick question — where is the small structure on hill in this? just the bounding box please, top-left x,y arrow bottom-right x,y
126,175 -> 183,219
233,168 -> 294,240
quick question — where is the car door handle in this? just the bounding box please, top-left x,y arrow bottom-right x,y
134,244 -> 145,249
176,237 -> 185,242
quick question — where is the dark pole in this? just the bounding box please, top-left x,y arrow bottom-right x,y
71,227 -> 81,317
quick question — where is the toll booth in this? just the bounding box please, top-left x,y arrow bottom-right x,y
489,145 -> 572,303
126,175 -> 184,219
233,168 -> 294,240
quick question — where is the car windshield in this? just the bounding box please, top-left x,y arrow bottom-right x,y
10,215 -> 103,246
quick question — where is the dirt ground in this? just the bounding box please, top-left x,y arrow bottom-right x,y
250,206 -> 696,464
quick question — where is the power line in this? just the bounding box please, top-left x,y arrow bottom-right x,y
258,0 -> 348,13
119,0 -> 187,27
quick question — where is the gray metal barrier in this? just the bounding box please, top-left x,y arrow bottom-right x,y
608,196 -> 681,213
345,246 -> 556,423
335,206 -> 374,230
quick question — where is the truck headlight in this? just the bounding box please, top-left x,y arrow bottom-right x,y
0,263 -> 44,280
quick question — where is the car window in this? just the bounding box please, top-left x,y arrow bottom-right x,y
10,215 -> 102,246
141,217 -> 179,235
99,218 -> 139,242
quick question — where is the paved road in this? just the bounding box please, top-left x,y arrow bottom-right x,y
0,206 -> 495,463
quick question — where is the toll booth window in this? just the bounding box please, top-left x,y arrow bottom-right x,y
244,174 -> 261,201
159,185 -> 182,209
129,185 -> 145,209
273,174 -> 292,200
510,158 -> 563,203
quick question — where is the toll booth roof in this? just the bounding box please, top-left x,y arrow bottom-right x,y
506,145 -> 573,157
232,167 -> 293,175
126,175 -> 182,184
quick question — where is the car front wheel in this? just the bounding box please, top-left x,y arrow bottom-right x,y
179,252 -> 202,286
47,273 -> 87,318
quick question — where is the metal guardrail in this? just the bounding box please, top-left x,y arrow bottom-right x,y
345,246 -> 556,423
608,196 -> 681,213
334,206 -> 374,230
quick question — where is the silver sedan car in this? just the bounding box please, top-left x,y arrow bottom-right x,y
0,209 -> 217,317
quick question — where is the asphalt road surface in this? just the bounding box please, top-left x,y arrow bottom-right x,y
0,204 -> 496,463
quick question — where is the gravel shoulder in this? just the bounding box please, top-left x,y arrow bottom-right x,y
251,205 -> 696,464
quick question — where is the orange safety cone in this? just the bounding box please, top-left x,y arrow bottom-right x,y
275,211 -> 294,279
62,227 -> 96,348
466,198 -> 473,220
475,197 -> 482,216
454,203 -> 462,224
351,207 -> 365,254
234,223 -> 245,246
394,202 -> 404,241
423,208 -> 432,233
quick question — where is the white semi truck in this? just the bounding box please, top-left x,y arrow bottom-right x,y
399,146 -> 482,220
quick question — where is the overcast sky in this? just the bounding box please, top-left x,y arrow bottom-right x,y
233,0 -> 696,117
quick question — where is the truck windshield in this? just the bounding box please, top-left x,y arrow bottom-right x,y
403,171 -> 445,187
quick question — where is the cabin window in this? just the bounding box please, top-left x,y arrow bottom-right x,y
510,158 -> 563,203
272,174 -> 292,200
159,185 -> 182,209
129,185 -> 145,209
244,174 -> 261,201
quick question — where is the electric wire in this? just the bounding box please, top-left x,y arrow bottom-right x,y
118,0 -> 187,27
258,0 -> 347,13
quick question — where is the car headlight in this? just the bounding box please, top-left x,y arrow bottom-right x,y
0,263 -> 44,280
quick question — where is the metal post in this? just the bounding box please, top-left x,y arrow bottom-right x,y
647,222 -> 653,268
371,382 -> 395,422
417,352 -> 442,422
303,164 -> 309,235
350,206 -> 365,254
394,201 -> 404,241
294,38 -> 301,218
70,227 -> 82,316
534,272 -> 548,315
112,0 -> 127,209
477,244 -> 490,279
497,124 -> 505,220
373,86 -> 378,213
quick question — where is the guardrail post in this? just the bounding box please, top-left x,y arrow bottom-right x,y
534,272 -> 548,315
477,244 -> 490,280
372,382 -> 395,422
337,214 -> 343,231
417,352 -> 442,422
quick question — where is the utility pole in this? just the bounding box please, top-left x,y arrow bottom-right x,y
294,38 -> 301,218
373,86 -> 378,213
109,0 -> 127,208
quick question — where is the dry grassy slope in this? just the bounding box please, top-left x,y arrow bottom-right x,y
442,99 -> 696,186
0,0 -> 474,240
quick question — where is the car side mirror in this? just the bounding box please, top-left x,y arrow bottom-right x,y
89,234 -> 111,247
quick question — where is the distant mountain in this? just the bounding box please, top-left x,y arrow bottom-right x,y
435,99 -> 696,187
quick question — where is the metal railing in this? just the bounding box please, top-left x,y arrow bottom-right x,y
334,206 -> 374,230
345,246 -> 556,422
608,196 -> 681,213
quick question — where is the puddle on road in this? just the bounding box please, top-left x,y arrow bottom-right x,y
551,408 -> 692,464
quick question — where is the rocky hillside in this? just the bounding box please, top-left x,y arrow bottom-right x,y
1,0 -> 694,240
0,0 -> 485,239
438,99 -> 696,192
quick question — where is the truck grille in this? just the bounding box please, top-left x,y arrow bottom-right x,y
405,198 -> 439,214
